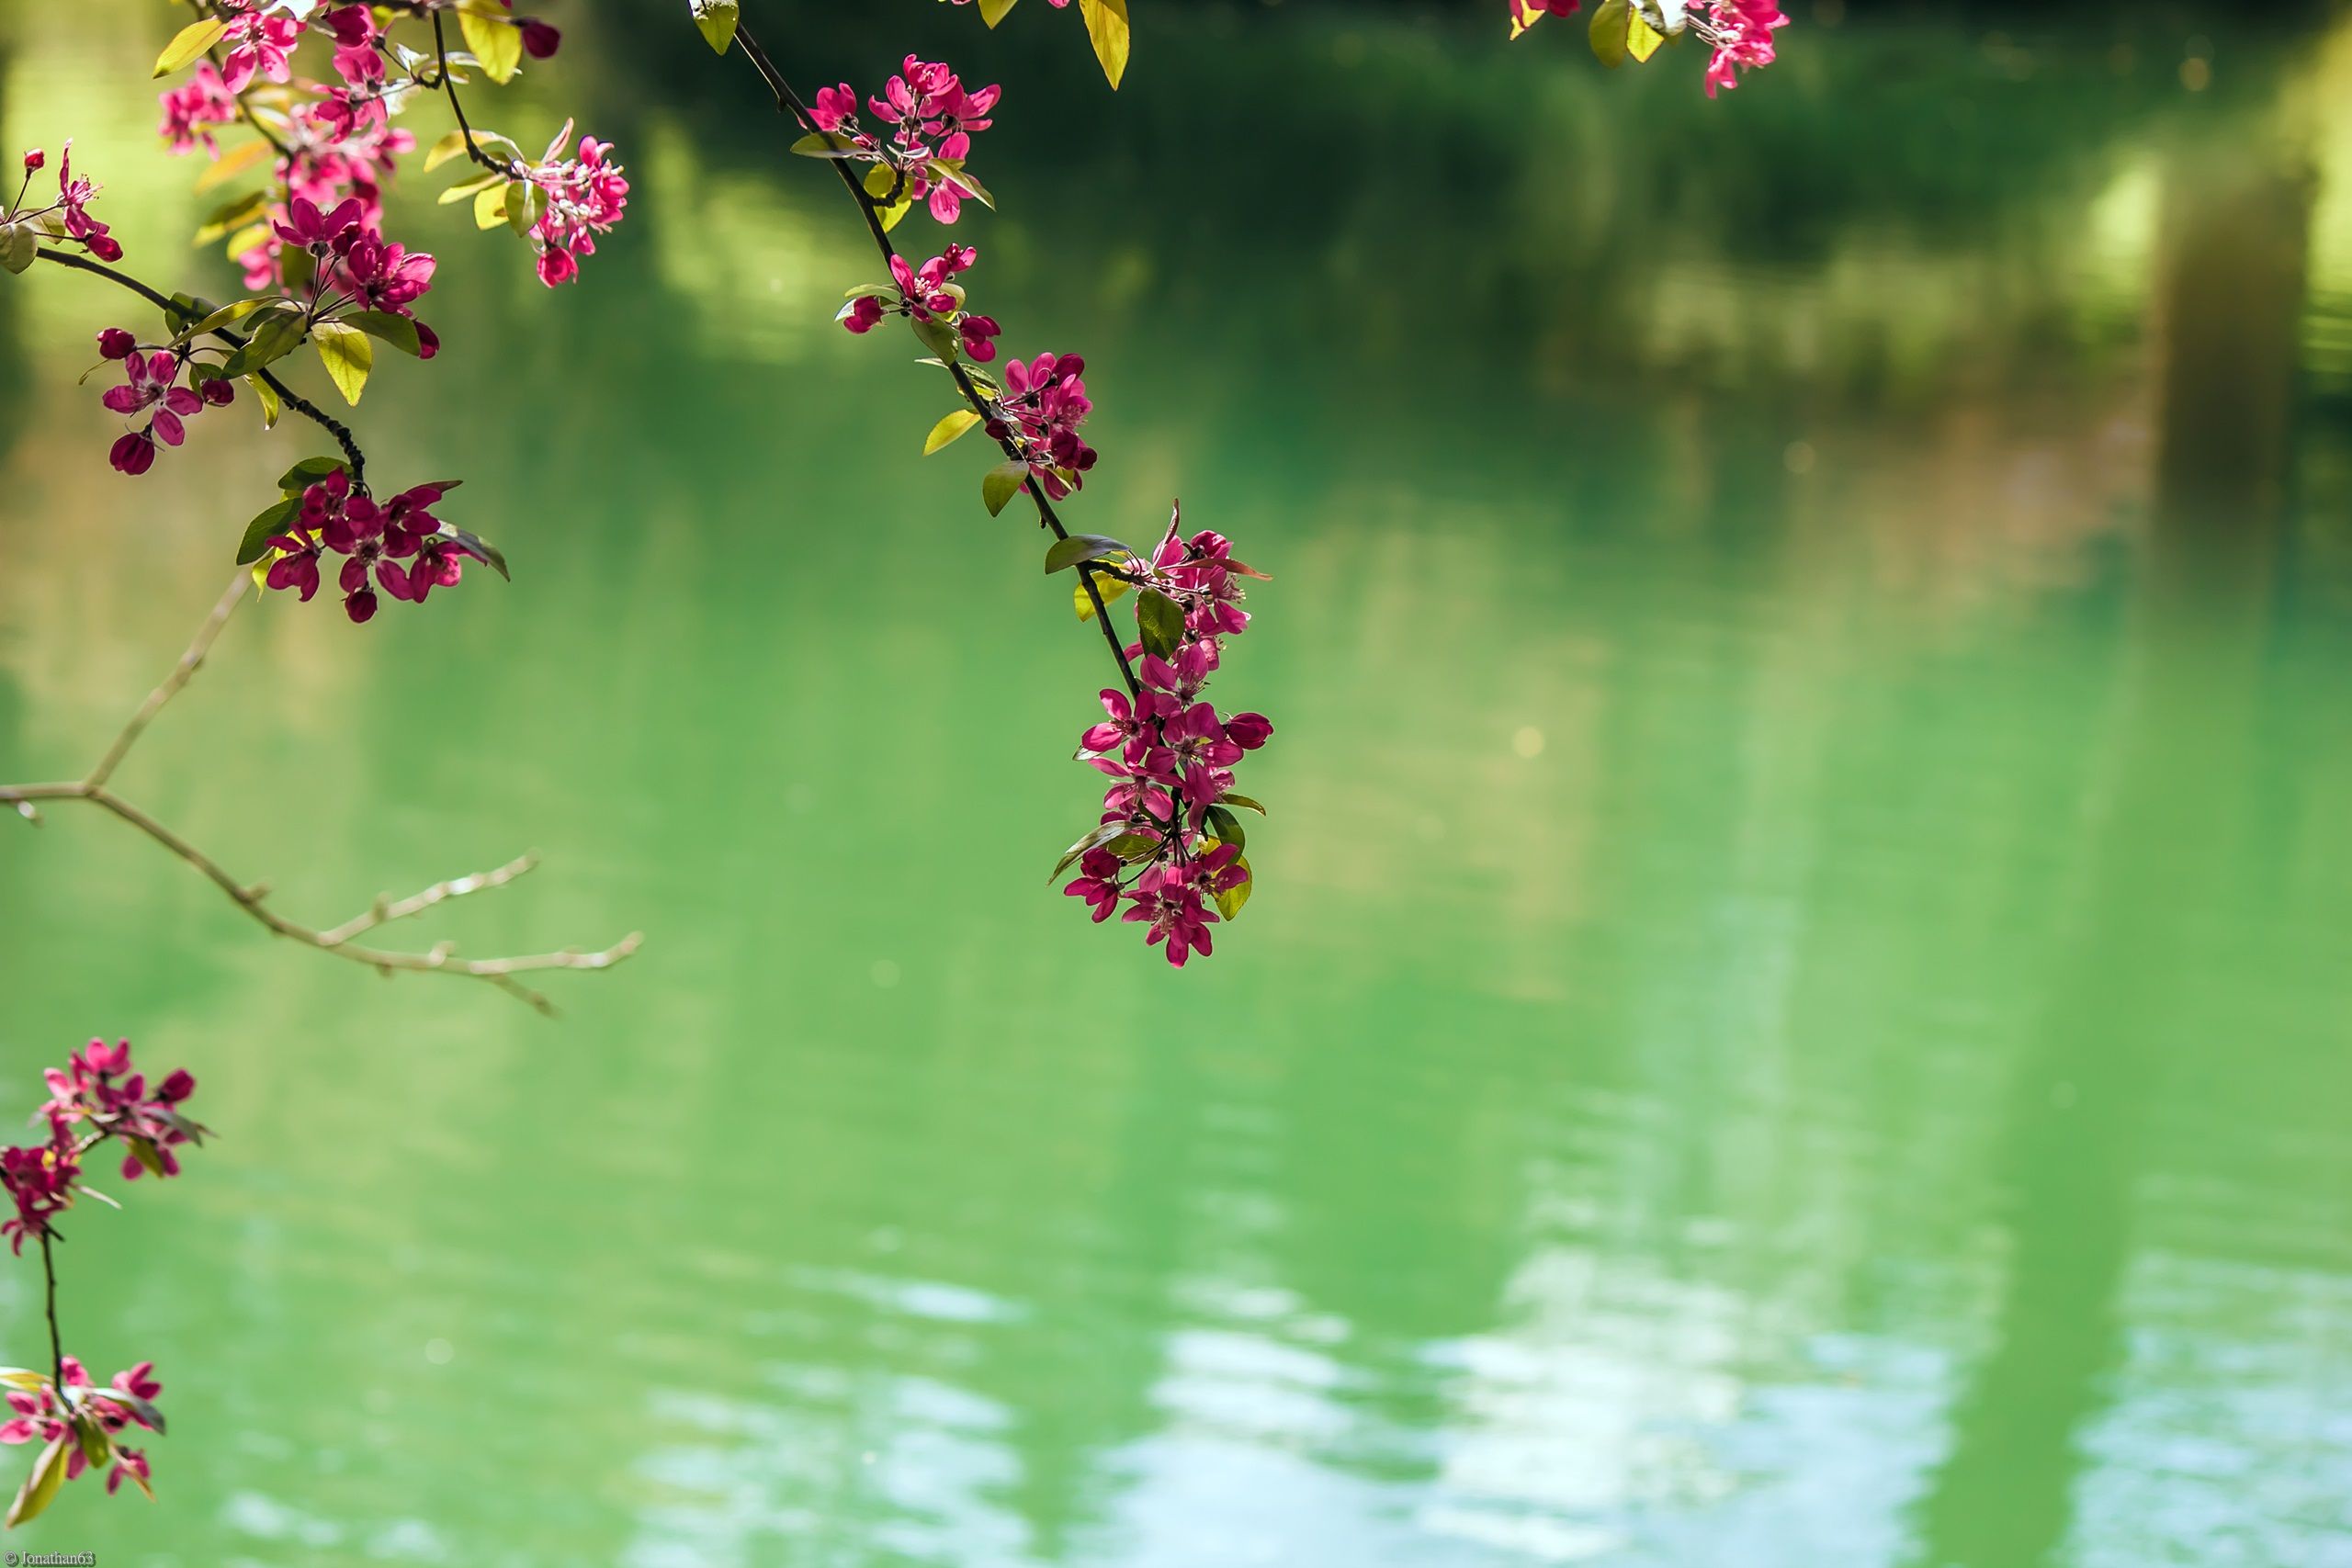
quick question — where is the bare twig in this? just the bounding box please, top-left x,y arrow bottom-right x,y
1,576 -> 641,1016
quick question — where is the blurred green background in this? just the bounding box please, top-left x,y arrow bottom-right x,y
4,1 -> 2352,1562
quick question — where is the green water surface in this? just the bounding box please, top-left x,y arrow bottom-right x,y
3,4 -> 2352,1564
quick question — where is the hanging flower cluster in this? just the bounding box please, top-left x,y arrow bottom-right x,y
0,1040 -> 200,1525
248,458 -> 504,624
801,44 -> 1269,967
519,121 -> 629,286
801,55 -> 998,225
1055,509 -> 1272,966
1505,0 -> 1787,94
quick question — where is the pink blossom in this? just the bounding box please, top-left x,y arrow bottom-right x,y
157,64 -> 239,157
525,122 -> 628,288
1699,0 -> 1786,95
219,6 -> 304,95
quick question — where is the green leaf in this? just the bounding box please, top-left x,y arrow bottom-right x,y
1050,819 -> 1133,883
220,306 -> 307,378
312,321 -> 373,406
277,456 -> 346,493
981,460 -> 1027,517
1045,534 -> 1132,574
789,131 -> 868,159
862,163 -> 902,201
923,409 -> 981,455
174,298 -> 268,344
237,497 -> 300,565
927,159 -> 995,212
473,183 -> 509,231
441,525 -> 511,581
1212,854 -> 1254,921
250,373 -> 281,429
1136,588 -> 1185,659
0,224 -> 33,276
690,0 -> 740,53
345,310 -> 423,355
125,1135 -> 166,1179
0,1371 -> 48,1393
1077,0 -> 1132,88
436,170 -> 503,204
1076,570 -> 1132,620
979,0 -> 1020,23
458,6 -> 522,83
422,129 -> 472,173
73,1413 -> 111,1472
153,16 -> 228,77
78,1387 -> 164,1438
910,314 -> 961,364
505,179 -> 543,237
1204,805 -> 1246,851
1589,0 -> 1632,66
1218,792 -> 1268,816
843,281 -> 899,300
6,1437 -> 68,1529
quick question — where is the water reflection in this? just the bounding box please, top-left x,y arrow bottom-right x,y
3,5 -> 2352,1566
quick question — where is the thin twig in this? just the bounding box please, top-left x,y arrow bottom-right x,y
0,581 -> 641,1016
85,574 -> 247,792
39,1229 -> 63,1397
430,11 -> 525,179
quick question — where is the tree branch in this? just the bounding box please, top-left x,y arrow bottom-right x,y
731,18 -> 1143,700
34,246 -> 368,485
1,575 -> 640,1016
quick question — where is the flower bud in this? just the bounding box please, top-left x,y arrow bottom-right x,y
21,149 -> 43,172
97,327 -> 137,359
521,19 -> 561,58
199,377 -> 235,407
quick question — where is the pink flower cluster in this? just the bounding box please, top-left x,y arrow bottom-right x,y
1505,0 -> 1787,93
2,1040 -> 199,1258
0,1358 -> 164,1501
808,56 -> 998,224
0,1043 -> 194,1515
522,122 -> 630,287
263,468 -> 479,624
96,341 -> 235,477
1063,509 -> 1274,967
1697,0 -> 1787,96
840,242 -> 1001,361
991,354 -> 1096,499
155,0 -> 617,291
6,143 -> 124,262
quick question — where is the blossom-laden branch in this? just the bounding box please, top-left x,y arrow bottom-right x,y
701,15 -> 1271,967
0,574 -> 641,1016
0,1041 -> 199,1528
1507,0 -> 1787,95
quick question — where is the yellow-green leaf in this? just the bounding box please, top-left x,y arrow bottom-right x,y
689,0 -> 740,54
1212,854 -> 1253,920
193,138 -> 271,193
1077,0 -> 1131,88
422,129 -> 472,173
979,0 -> 1020,24
1076,570 -> 1133,620
983,459 -> 1028,517
458,6 -> 522,84
1589,0 -> 1632,66
153,17 -> 227,77
473,183 -> 508,230
924,409 -> 981,455
6,1438 -> 68,1529
1627,4 -> 1668,62
312,321 -> 372,406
